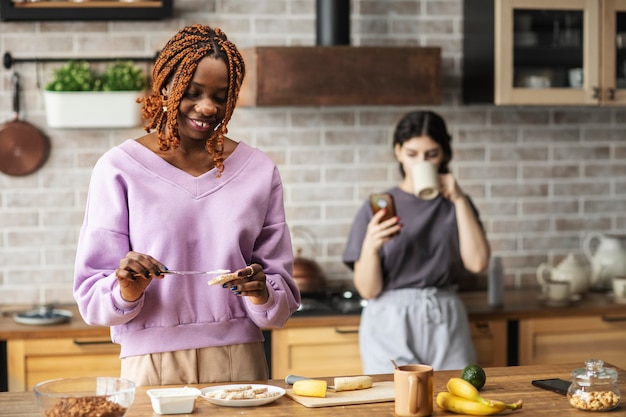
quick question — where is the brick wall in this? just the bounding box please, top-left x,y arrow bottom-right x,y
0,0 -> 624,305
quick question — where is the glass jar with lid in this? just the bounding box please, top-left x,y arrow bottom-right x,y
567,359 -> 621,411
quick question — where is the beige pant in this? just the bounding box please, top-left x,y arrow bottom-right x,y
120,342 -> 268,386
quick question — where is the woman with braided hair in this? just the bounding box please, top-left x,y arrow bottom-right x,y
73,24 -> 300,385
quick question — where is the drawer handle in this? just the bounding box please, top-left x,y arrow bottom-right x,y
601,315 -> 626,322
73,339 -> 114,346
335,328 -> 359,334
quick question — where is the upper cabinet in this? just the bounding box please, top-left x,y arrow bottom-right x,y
464,0 -> 626,106
0,0 -> 172,21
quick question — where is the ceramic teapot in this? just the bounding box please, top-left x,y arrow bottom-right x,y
583,233 -> 626,291
536,253 -> 590,296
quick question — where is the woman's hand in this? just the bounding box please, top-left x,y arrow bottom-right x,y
354,210 -> 400,300
439,173 -> 465,202
223,263 -> 269,305
362,208 -> 401,253
439,173 -> 491,273
116,251 -> 166,302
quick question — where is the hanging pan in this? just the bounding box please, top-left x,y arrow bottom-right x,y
0,71 -> 50,176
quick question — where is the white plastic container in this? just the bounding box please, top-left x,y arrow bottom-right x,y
146,387 -> 202,415
43,90 -> 144,129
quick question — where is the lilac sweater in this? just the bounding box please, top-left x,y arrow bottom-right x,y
73,140 -> 300,358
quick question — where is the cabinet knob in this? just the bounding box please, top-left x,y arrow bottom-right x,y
592,87 -> 601,99
608,88 -> 616,101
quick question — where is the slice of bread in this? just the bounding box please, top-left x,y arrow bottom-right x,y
208,273 -> 239,286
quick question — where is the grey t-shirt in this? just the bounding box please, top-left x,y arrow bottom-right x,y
343,187 -> 482,290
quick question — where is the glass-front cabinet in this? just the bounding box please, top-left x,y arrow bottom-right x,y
495,0 -> 626,105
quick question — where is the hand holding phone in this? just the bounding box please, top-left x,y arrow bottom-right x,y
369,193 -> 397,222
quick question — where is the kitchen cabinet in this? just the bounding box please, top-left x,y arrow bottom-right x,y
271,325 -> 362,379
469,320 -> 508,368
518,314 -> 626,370
0,0 -> 172,21
464,0 -> 626,105
270,319 -> 507,379
7,337 -> 120,391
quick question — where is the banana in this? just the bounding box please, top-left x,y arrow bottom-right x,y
491,398 -> 523,410
447,377 -> 494,406
333,375 -> 373,391
437,392 -> 508,416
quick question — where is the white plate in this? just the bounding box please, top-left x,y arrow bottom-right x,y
200,384 -> 285,407
13,309 -> 72,325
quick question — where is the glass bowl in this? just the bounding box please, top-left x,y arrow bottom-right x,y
33,376 -> 135,417
567,359 -> 621,412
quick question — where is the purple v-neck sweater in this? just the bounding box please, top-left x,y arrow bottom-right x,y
74,140 -> 299,358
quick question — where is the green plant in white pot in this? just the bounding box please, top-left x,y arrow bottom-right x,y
43,60 -> 149,129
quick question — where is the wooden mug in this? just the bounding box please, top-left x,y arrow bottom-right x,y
394,364 -> 434,417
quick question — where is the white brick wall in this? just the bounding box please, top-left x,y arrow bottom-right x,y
1,0 -> 625,305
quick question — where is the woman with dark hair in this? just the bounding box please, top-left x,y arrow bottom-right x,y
343,110 -> 490,373
73,24 -> 300,386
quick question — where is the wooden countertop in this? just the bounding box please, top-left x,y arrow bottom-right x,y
1,289 -> 625,339
1,362 -> 624,416
0,305 -> 110,340
283,289 -> 626,328
458,289 -> 626,321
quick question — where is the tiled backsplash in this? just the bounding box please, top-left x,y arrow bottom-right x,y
1,0 -> 625,305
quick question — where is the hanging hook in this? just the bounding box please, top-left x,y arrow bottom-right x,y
3,52 -> 14,70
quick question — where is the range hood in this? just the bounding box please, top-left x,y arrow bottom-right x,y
237,0 -> 441,107
238,46 -> 441,107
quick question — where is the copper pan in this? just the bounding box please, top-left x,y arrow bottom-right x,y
0,71 -> 50,176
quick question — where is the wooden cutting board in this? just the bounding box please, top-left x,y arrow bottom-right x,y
285,381 -> 395,408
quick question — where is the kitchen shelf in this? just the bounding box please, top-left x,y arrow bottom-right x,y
238,46 -> 441,107
0,0 -> 172,21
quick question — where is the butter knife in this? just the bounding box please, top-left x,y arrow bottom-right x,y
133,268 -> 230,278
161,269 -> 230,276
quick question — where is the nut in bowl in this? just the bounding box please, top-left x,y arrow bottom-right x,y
567,359 -> 622,412
33,376 -> 135,417
146,387 -> 202,415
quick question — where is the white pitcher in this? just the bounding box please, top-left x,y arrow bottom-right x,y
583,233 -> 626,291
536,253 -> 590,296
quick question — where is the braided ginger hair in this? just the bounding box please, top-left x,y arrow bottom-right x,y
139,24 -> 245,176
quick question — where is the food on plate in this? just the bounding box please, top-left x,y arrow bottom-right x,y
462,364 -> 487,390
208,273 -> 239,286
333,375 -> 373,391
204,385 -> 281,400
436,377 -> 523,415
293,379 -> 327,398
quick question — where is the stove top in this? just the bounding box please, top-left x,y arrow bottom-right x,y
294,290 -> 367,317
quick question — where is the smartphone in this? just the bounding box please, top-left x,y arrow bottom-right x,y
369,193 -> 397,222
531,378 -> 570,396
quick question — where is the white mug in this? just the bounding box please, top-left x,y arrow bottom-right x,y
411,161 -> 439,200
545,281 -> 570,306
568,68 -> 583,88
612,277 -> 626,304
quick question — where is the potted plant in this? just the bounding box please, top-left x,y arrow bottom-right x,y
43,60 -> 149,128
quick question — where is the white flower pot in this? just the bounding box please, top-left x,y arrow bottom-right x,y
43,91 -> 145,129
